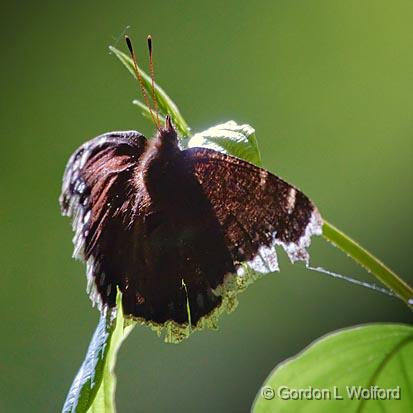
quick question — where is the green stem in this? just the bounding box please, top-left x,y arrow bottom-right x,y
322,220 -> 413,310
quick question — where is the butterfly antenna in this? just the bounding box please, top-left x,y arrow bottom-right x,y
125,35 -> 157,127
147,35 -> 160,128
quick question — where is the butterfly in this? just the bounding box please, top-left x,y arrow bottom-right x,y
60,36 -> 322,329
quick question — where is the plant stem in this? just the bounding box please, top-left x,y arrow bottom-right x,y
322,220 -> 413,310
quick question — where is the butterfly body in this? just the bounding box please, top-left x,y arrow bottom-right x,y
61,117 -> 322,328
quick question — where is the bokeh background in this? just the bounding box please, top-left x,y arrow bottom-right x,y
1,1 -> 412,412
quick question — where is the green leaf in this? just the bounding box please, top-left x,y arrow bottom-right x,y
109,45 -> 191,137
187,120 -> 262,166
132,99 -> 166,126
62,292 -> 134,413
252,323 -> 413,413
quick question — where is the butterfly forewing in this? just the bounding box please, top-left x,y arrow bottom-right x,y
60,131 -> 147,307
184,147 -> 323,272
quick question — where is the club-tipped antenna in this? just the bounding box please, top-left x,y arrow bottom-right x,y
147,35 -> 160,128
125,35 -> 158,127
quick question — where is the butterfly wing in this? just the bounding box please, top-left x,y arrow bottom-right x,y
183,147 -> 323,273
60,131 -> 147,308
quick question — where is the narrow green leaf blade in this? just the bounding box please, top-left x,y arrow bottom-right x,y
109,45 -> 191,137
187,121 -> 262,166
62,313 -> 115,413
62,293 -> 134,413
252,323 -> 413,413
132,99 -> 166,125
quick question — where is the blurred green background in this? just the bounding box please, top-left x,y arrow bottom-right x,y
1,1 -> 412,412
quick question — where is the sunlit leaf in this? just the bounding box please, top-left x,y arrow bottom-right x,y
252,323 -> 413,413
187,120 -> 262,166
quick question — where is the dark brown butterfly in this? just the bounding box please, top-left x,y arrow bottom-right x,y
60,37 -> 322,329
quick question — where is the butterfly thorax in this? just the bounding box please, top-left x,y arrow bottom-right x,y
153,118 -> 178,149
140,122 -> 185,203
